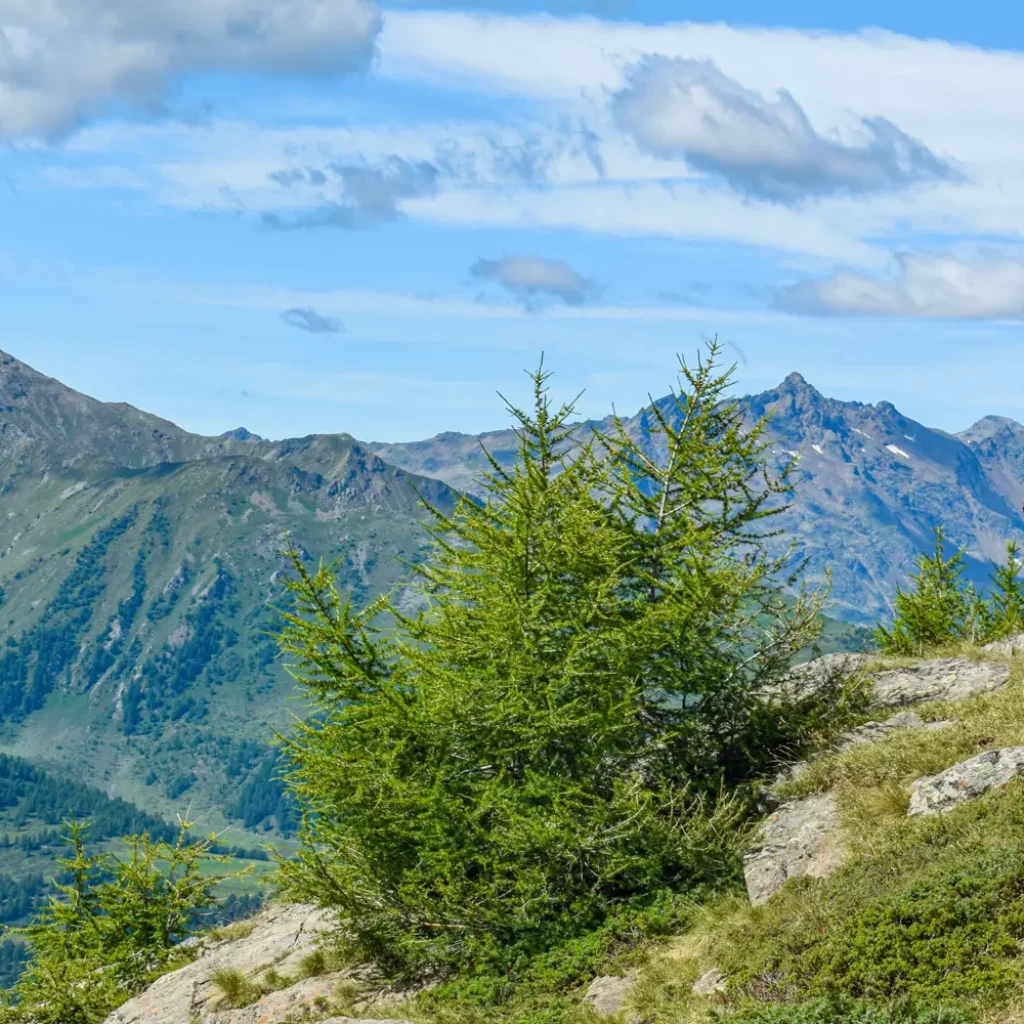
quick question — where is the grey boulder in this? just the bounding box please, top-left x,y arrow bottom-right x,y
870,658 -> 1009,707
839,711 -> 956,749
103,903 -> 335,1024
908,746 -> 1024,816
203,974 -> 350,1023
582,973 -> 637,1016
743,793 -> 845,906
982,632 -> 1024,657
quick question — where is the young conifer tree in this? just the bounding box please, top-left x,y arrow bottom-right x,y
875,527 -> 971,654
1,819 -> 227,1024
596,342 -> 838,782
274,344 -> 859,975
987,540 -> 1024,640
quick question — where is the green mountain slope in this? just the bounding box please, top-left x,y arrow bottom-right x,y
0,350 -> 457,832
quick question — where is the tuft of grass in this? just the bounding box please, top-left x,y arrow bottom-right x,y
328,979 -> 364,1017
258,966 -> 290,991
209,966 -> 263,1008
627,955 -> 708,1024
208,920 -> 256,944
298,948 -> 328,978
841,781 -> 912,825
297,944 -> 350,979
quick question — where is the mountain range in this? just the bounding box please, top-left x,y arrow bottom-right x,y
370,371 -> 1024,625
0,348 -> 1020,837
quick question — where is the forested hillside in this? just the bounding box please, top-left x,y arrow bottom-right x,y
0,349 -> 457,833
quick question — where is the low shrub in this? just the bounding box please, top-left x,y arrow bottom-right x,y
721,997 -> 975,1024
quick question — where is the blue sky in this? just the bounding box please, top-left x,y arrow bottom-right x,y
2,0 -> 1024,442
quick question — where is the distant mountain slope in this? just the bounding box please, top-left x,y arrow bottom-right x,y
368,372 -> 1024,625
0,350 -> 458,832
0,349 -> 931,839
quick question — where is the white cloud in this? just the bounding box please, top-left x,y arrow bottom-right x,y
777,252 -> 1024,318
262,157 -> 440,229
377,12 -> 1023,128
471,254 -> 597,306
610,56 -> 963,202
376,13 -> 1024,179
0,0 -> 381,137
14,10 -> 1024,267
406,183 -> 885,265
31,116 -> 884,262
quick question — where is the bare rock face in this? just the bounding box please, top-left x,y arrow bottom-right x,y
745,650 -> 1016,906
908,747 -> 1024,816
781,653 -> 874,699
103,903 -> 336,1024
743,793 -> 845,906
870,658 -> 1010,707
784,652 -> 1011,710
582,973 -> 637,1016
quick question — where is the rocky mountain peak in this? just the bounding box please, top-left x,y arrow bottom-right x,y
959,415 -> 1024,445
220,427 -> 264,442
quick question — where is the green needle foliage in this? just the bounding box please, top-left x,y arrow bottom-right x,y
0,818 -> 231,1024
876,530 -> 1024,654
274,342 -> 864,978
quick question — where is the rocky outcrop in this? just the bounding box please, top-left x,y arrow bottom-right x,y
784,652 -> 1012,710
203,974 -> 351,1024
743,793 -> 845,906
749,649 -> 1017,904
782,653 -> 873,699
908,747 -> 1024,816
982,632 -> 1024,657
870,657 -> 1010,707
104,903 -> 341,1024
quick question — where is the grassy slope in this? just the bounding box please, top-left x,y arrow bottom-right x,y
611,645 -> 1024,1024
352,645 -> 1024,1024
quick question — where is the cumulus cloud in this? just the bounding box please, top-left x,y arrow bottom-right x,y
0,0 -> 381,137
611,56 -> 964,203
471,254 -> 596,307
262,157 -> 439,229
281,306 -> 345,333
776,252 -> 1024,318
